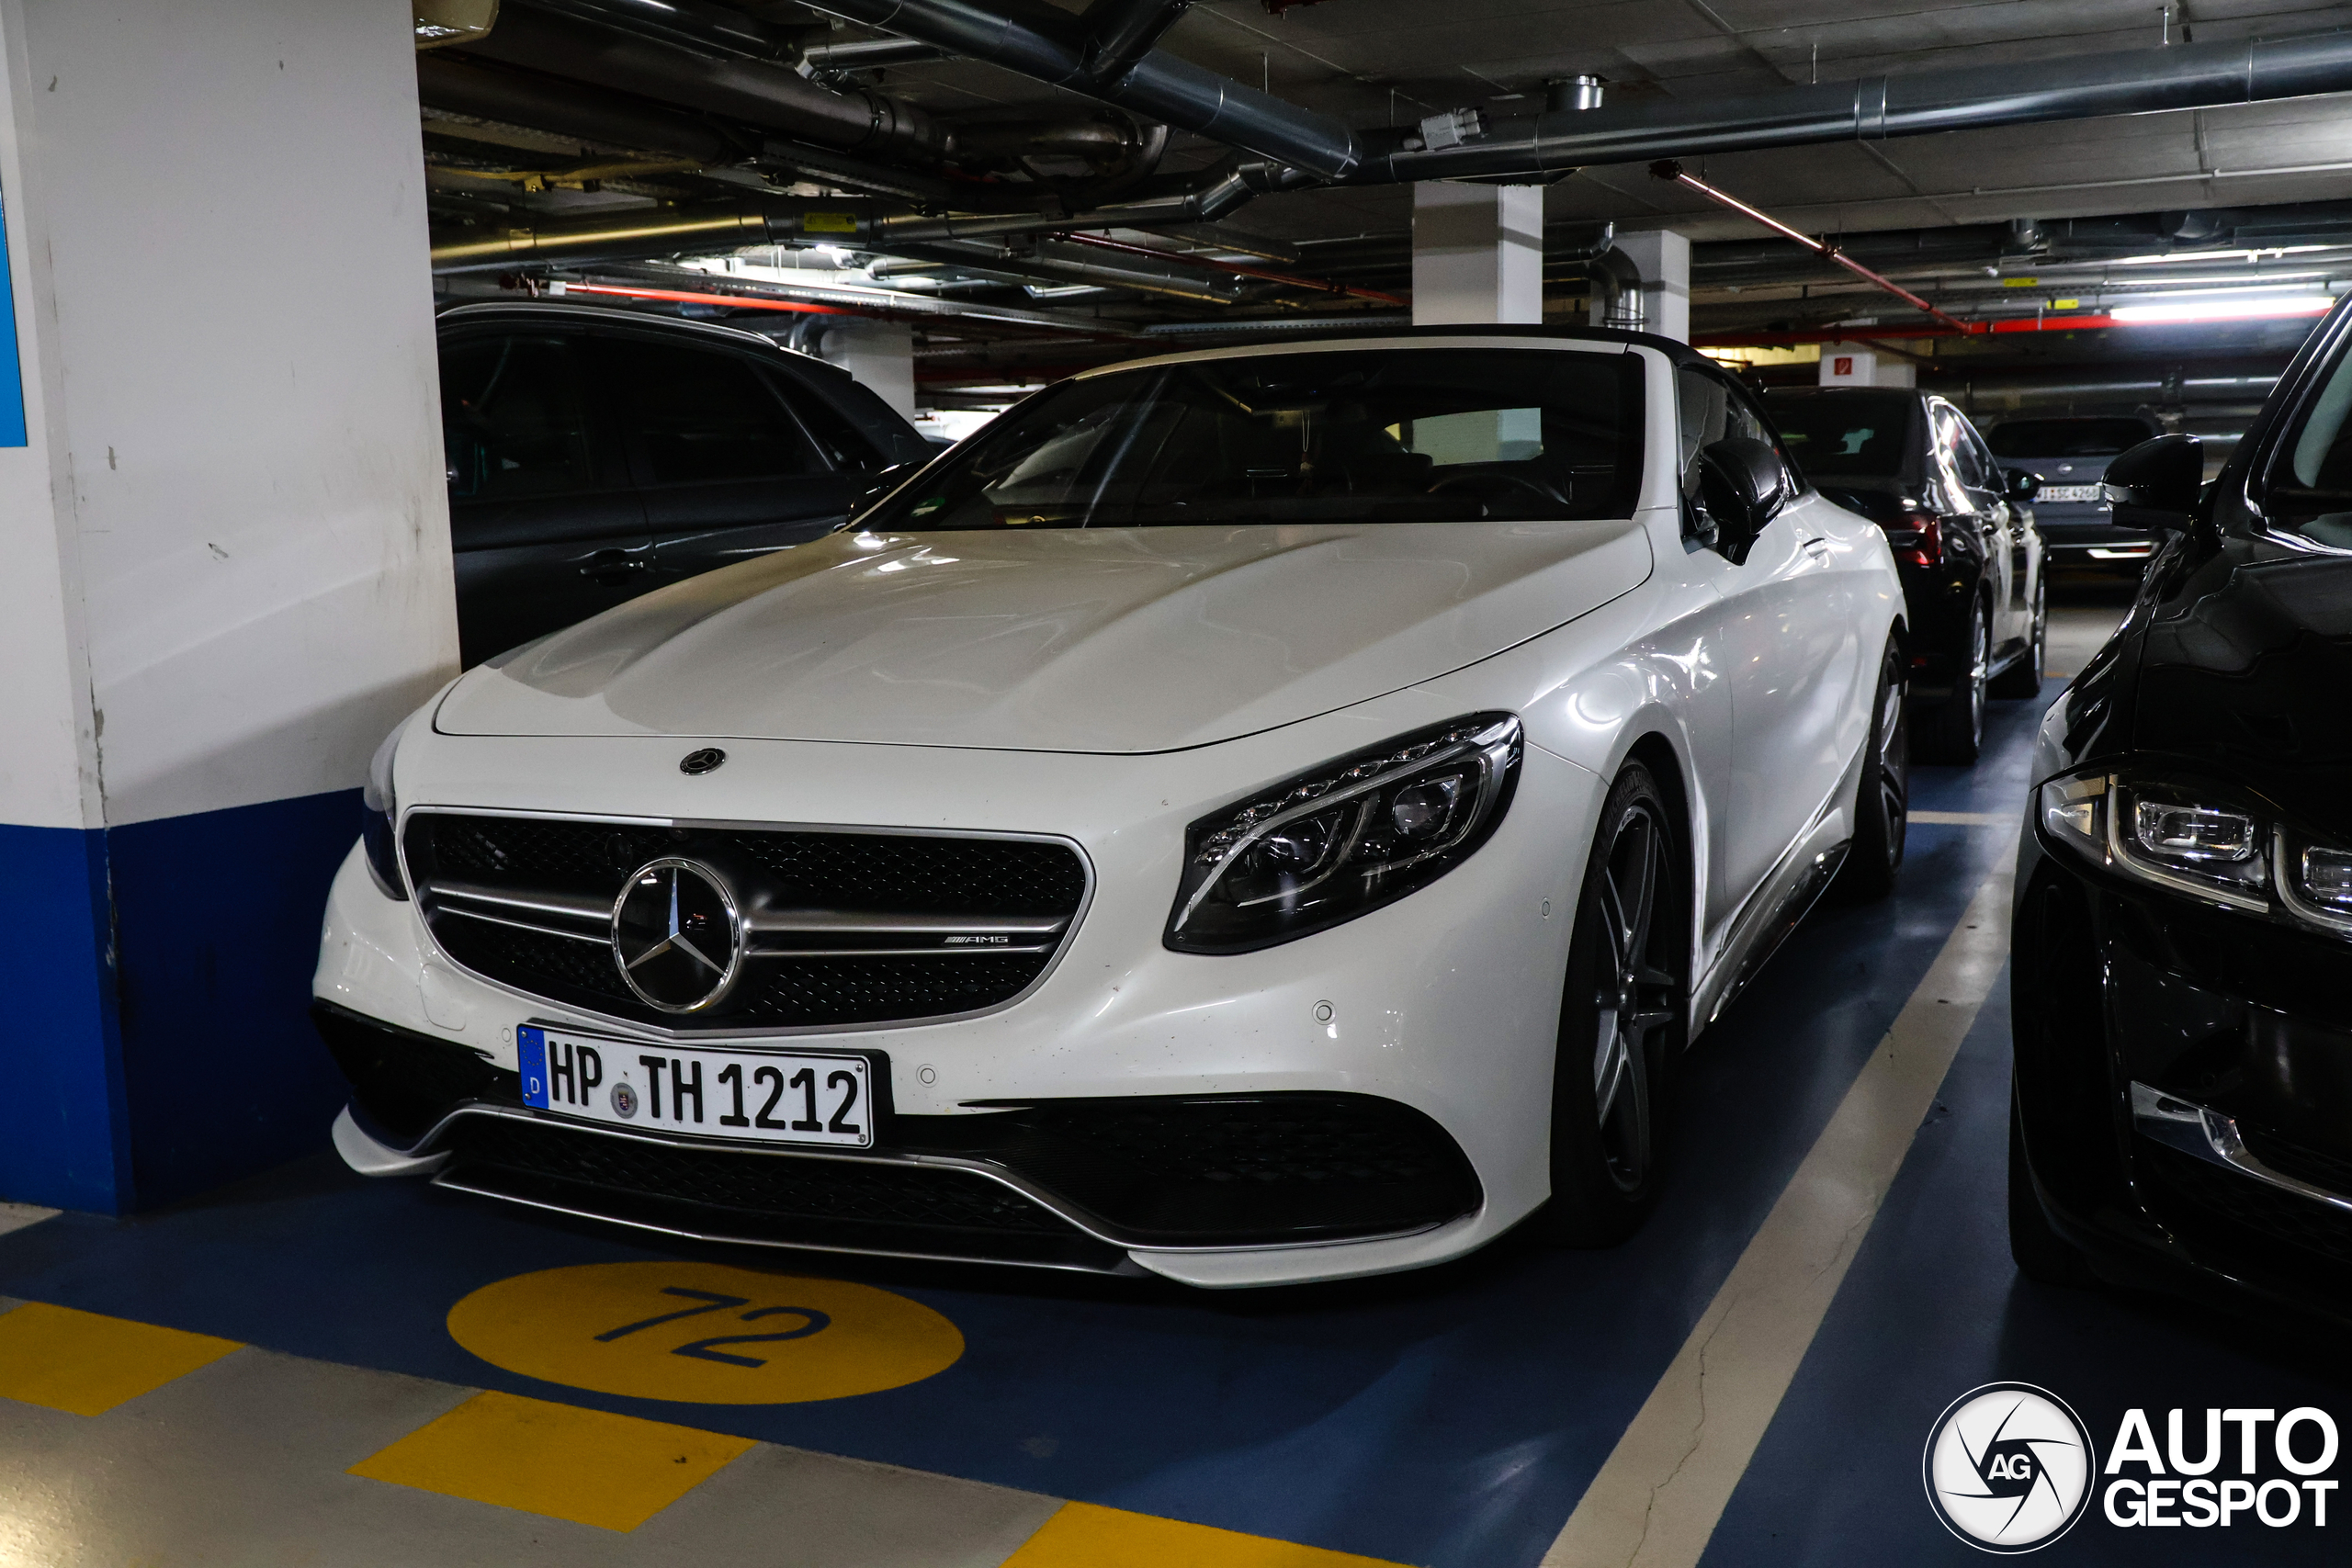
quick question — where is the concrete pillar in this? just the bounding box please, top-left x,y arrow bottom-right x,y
1820,342 -> 1917,388
817,319 -> 916,422
0,0 -> 455,1212
1410,182 -> 1543,326
1594,231 -> 1691,343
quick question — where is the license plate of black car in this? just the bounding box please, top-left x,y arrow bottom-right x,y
518,1025 -> 874,1149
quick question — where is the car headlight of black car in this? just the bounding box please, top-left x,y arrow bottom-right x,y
362,719 -> 410,901
1166,714 -> 1522,953
2039,768 -> 2352,937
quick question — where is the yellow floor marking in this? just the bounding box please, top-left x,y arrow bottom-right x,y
447,1259 -> 962,1404
0,1301 -> 241,1416
349,1388 -> 753,1531
1004,1502 -> 1414,1568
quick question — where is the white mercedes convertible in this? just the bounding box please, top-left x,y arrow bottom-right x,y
315,329 -> 1908,1288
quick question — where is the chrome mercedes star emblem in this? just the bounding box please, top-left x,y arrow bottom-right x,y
611,858 -> 742,1012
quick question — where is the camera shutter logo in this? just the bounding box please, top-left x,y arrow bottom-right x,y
1924,1382 -> 2098,1552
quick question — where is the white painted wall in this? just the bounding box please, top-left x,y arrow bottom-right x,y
1411,183 -> 1543,326
0,0 -> 456,830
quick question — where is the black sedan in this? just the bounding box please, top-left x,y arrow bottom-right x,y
439,301 -> 930,666
2010,299 -> 2352,1327
1986,412 -> 2165,569
1765,387 -> 2047,763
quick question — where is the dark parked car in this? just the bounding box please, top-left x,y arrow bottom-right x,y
2010,299 -> 2352,1328
1986,412 -> 2166,568
1764,387 -> 2047,762
438,301 -> 930,665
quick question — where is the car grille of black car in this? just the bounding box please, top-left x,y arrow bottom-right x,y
2141,1142 -> 2352,1270
401,812 -> 1087,1032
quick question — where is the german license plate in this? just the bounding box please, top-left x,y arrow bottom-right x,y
2037,483 -> 2103,502
518,1025 -> 875,1149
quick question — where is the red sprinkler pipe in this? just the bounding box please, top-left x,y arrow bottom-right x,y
554,281 -> 865,316
1650,160 -> 1978,335
1055,231 -> 1408,307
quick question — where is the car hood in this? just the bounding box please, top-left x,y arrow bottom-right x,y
2131,544 -> 2352,824
435,520 -> 1654,753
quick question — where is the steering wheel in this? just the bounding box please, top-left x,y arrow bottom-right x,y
1426,468 -> 1570,511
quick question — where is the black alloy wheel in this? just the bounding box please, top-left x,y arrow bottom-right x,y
1923,596 -> 1989,764
1543,762 -> 1688,1247
1989,572 -> 2047,699
1838,633 -> 1909,900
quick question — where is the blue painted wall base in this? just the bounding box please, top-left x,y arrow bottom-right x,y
0,791 -> 360,1213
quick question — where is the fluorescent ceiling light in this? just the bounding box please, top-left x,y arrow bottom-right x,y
2108,296 -> 2335,322
2107,245 -> 2334,266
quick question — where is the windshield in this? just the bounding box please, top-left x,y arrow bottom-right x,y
1765,393 -> 1917,479
2267,339 -> 2352,549
1986,418 -> 2154,458
859,348 -> 1645,530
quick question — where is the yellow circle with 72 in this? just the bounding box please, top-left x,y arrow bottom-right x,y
446,1261 -> 965,1404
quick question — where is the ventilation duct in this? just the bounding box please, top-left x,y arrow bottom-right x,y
1333,29 -> 2352,183
457,5 -> 950,159
801,0 -> 1360,177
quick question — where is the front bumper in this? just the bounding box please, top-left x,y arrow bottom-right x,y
2011,825 -> 2352,1325
2038,509 -> 2154,563
312,721 -> 1605,1286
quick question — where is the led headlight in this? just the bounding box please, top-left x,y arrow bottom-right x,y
362,719 -> 409,901
1166,714 -> 1522,953
2038,768 -> 2352,937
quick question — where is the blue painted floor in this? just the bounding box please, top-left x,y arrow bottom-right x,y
11,589 -> 2324,1565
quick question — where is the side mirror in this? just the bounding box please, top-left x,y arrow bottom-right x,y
2101,434 -> 2202,533
2004,467 -> 2041,503
856,460 -> 918,512
1699,436 -> 1790,562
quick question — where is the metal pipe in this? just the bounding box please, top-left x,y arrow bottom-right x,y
417,54 -> 737,162
458,6 -> 950,158
521,0 -> 795,60
800,34 -> 950,70
800,0 -> 1360,177
1655,161 -> 1977,334
1336,28 -> 2352,183
882,239 -> 1248,303
430,159 -> 1283,272
1079,0 -> 1193,85
1056,231 -> 1403,304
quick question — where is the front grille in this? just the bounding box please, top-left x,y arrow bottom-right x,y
2140,1143 -> 2352,1269
403,812 -> 1086,1032
435,1114 -> 1125,1270
895,1093 -> 1484,1246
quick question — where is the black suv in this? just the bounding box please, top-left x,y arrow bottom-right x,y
438,302 -> 930,665
1985,413 -> 2166,569
1765,387 -> 2047,764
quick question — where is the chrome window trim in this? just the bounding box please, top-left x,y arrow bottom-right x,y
2130,1081 -> 2352,1217
397,805 -> 1097,1040
403,1101 -> 1455,1258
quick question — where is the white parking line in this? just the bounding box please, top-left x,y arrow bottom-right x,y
1908,810 -> 2010,827
0,1205 -> 58,1239
1543,849 -> 2017,1568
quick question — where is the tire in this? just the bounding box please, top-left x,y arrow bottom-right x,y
1838,633 -> 1908,901
1920,596 -> 1988,764
1540,762 -> 1689,1247
1989,572 -> 2046,699
2009,1089 -> 2097,1287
